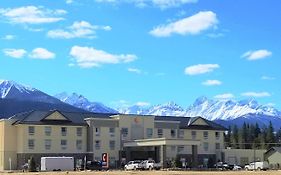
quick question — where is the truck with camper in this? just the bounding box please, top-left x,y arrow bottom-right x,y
244,161 -> 269,171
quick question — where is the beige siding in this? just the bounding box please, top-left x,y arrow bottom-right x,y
192,118 -> 208,126
44,111 -> 68,120
16,125 -> 87,153
0,120 -> 17,170
268,152 -> 281,165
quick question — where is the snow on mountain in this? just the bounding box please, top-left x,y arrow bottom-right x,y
118,105 -> 149,115
55,92 -> 117,113
0,80 -> 62,103
146,101 -> 185,116
118,97 -> 281,122
0,80 -> 36,98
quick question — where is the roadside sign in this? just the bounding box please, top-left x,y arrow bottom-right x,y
102,153 -> 109,168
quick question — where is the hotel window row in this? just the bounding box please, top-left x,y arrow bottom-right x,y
27,139 -> 83,150
95,127 -> 116,137
94,140 -> 116,150
28,126 -> 83,137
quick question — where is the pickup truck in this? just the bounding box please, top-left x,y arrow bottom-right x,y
139,160 -> 161,170
245,161 -> 269,171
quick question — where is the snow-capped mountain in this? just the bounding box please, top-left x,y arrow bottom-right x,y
184,97 -> 281,121
0,80 -> 63,103
0,80 -> 86,117
119,101 -> 185,116
117,97 -> 281,128
55,92 -> 117,113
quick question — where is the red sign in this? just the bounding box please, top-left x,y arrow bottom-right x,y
102,153 -> 109,168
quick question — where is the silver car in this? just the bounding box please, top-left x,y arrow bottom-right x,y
124,160 -> 142,170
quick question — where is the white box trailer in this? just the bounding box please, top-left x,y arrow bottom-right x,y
41,157 -> 74,171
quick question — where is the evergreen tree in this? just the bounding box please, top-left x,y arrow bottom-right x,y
266,121 -> 275,149
238,122 -> 248,149
231,125 -> 239,148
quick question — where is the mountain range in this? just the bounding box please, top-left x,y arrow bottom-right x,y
1,80 -> 281,129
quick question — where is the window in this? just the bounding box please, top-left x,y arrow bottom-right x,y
171,146 -> 176,151
109,140 -> 115,150
171,129 -> 176,138
95,140 -> 100,150
203,142 -> 208,151
177,145 -> 184,153
76,140 -> 82,150
179,129 -> 184,138
61,127 -> 67,136
61,140 -> 67,150
109,127 -> 115,136
28,139 -> 34,150
215,132 -> 220,140
157,129 -> 163,138
45,126 -> 51,136
216,143 -> 220,150
121,128 -> 128,138
95,127 -> 100,136
28,126 -> 35,135
203,131 -> 208,140
191,131 -> 196,140
146,128 -> 153,138
45,139 -> 51,150
76,127 -> 82,137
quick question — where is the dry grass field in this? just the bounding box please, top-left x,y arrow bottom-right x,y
1,171 -> 281,175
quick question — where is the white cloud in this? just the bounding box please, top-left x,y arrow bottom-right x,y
184,64 -> 219,75
47,21 -> 111,39
202,80 -> 222,86
261,76 -> 275,80
29,48 -> 55,59
95,0 -> 197,9
152,0 -> 197,9
242,49 -> 272,60
128,68 -> 142,74
0,6 -> 66,24
214,93 -> 234,99
3,48 -> 26,58
70,46 -> 137,68
241,92 -> 271,98
136,101 -> 150,106
2,35 -> 16,40
150,11 -> 218,37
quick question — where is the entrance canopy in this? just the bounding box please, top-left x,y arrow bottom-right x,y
123,138 -> 200,147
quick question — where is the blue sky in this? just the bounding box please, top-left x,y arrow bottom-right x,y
0,0 -> 280,109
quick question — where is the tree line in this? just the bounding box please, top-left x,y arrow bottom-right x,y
224,121 -> 281,150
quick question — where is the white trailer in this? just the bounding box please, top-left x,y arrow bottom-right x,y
41,157 -> 74,171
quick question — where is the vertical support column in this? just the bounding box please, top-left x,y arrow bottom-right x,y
159,145 -> 167,168
125,148 -> 131,162
192,145 -> 198,168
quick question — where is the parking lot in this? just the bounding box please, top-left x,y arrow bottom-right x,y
1,170 -> 281,175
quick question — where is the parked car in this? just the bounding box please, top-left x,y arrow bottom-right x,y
124,160 -> 142,170
85,160 -> 102,171
214,162 -> 230,170
232,164 -> 242,171
245,161 -> 269,171
139,160 -> 161,170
